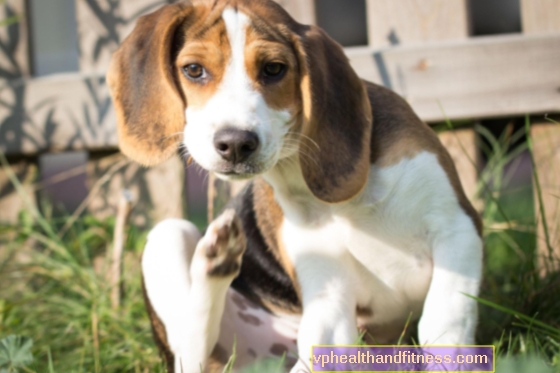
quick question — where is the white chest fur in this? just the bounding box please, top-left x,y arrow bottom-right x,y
265,151 -> 478,333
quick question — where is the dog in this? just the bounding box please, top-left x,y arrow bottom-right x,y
107,0 -> 483,372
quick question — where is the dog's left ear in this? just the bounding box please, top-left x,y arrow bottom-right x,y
293,25 -> 372,203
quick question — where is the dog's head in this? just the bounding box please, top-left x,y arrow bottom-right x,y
107,0 -> 372,203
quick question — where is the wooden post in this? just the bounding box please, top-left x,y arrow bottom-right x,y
207,172 -> 216,223
110,189 -> 133,310
521,0 -> 560,268
438,129 -> 480,209
521,0 -> 560,34
531,123 -> 560,268
207,177 -> 248,222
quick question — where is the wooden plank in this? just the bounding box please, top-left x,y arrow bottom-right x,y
0,74 -> 116,156
0,0 -> 29,78
531,123 -> 560,267
521,0 -> 560,34
0,159 -> 37,223
365,0 -> 469,48
87,153 -> 186,227
347,33 -> 560,122
438,129 -> 480,206
2,34 -> 559,154
76,0 -> 312,73
274,0 -> 316,25
521,0 -> 560,269
76,0 -> 167,74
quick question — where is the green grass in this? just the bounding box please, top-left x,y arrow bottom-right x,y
0,119 -> 559,372
0,211 -> 163,373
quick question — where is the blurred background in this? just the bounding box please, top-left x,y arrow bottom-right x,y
0,0 -> 559,372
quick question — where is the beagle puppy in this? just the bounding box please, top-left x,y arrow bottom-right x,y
107,0 -> 483,372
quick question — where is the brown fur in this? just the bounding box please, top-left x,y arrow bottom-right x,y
244,38 -> 301,113
252,178 -> 300,297
107,3 -> 193,166
206,343 -> 231,373
291,25 -> 373,203
174,4 -> 233,110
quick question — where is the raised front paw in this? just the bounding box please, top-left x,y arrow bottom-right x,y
197,209 -> 247,278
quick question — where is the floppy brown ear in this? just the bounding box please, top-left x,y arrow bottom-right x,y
293,26 -> 372,203
107,3 -> 192,166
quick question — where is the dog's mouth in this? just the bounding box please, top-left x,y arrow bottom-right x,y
213,162 -> 265,180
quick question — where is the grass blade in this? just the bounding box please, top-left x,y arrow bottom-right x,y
466,294 -> 560,338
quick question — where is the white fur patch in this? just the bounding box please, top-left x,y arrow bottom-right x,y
264,151 -> 483,372
142,219 -> 200,352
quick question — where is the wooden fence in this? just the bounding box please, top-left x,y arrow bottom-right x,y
0,0 -> 559,260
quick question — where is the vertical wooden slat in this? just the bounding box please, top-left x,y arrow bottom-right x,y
0,1 -> 32,224
521,0 -> 560,34
275,0 -> 316,25
438,129 -> 480,208
531,124 -> 560,267
110,190 -> 132,309
0,0 -> 33,224
521,1 -> 560,267
365,0 -> 469,48
0,0 -> 29,77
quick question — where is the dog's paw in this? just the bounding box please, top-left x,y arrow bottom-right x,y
196,209 -> 246,278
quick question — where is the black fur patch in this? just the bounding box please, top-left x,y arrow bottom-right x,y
230,182 -> 302,313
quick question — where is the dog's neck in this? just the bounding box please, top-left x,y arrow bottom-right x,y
263,155 -> 332,226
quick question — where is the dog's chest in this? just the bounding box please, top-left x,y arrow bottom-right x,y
274,152 -> 452,322
280,208 -> 433,321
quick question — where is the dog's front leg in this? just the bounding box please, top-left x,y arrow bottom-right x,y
144,210 -> 245,373
418,225 -> 483,345
171,210 -> 244,373
289,254 -> 359,373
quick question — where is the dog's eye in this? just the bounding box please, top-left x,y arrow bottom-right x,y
262,62 -> 286,81
183,64 -> 205,80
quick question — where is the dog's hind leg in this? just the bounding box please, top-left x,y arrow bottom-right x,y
142,210 -> 246,373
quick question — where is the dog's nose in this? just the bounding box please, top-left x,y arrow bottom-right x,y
213,129 -> 260,163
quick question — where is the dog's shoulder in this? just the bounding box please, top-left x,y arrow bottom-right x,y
365,81 -> 482,235
365,81 -> 441,165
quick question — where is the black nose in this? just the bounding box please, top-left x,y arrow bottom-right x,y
213,129 -> 260,163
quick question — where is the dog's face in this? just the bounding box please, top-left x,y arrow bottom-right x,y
177,7 -> 301,179
108,0 -> 373,202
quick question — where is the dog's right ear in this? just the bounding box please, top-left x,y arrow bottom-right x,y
107,3 -> 193,166
292,25 -> 372,203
